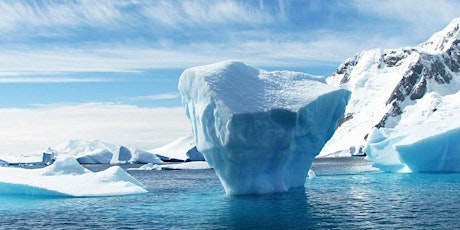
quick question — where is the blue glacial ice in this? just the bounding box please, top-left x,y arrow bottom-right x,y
365,127 -> 460,172
178,61 -> 350,195
365,92 -> 460,172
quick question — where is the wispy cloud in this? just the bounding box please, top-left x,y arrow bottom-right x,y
0,0 -> 457,75
0,76 -> 110,83
350,0 -> 460,39
0,1 -> 120,29
132,93 -> 180,101
142,0 -> 277,27
0,103 -> 191,155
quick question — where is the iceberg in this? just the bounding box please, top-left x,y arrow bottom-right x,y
0,154 -> 43,166
150,135 -> 204,162
128,161 -> 211,171
42,147 -> 57,165
179,61 -> 350,195
130,149 -> 164,164
0,156 -> 147,197
161,161 -> 212,170
76,148 -> 113,164
128,163 -> 162,171
53,140 -> 163,164
365,91 -> 460,172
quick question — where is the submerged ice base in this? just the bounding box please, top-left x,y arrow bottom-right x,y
179,61 -> 349,195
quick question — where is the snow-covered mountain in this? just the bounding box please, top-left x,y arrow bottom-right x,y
320,17 -> 460,157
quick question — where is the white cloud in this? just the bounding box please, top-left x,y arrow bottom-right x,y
0,29 -> 426,75
132,93 -> 180,101
0,76 -> 110,83
0,0 -> 277,33
0,1 -> 457,76
0,104 -> 191,155
0,1 -> 120,29
350,0 -> 460,38
142,0 -> 277,28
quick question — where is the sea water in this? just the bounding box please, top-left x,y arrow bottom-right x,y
1,158 -> 459,229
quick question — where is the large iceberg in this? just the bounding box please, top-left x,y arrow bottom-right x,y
0,156 -> 147,197
179,61 -> 350,195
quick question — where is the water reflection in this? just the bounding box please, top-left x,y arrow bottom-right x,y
217,189 -> 321,229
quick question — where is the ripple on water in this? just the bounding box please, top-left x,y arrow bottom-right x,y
0,158 -> 459,229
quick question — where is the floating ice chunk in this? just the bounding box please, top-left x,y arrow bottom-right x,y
42,148 -> 57,165
0,155 -> 42,165
130,149 -> 163,164
0,156 -> 147,197
128,163 -> 162,171
162,161 -> 212,170
179,61 -> 350,195
185,147 -> 205,161
150,135 -> 204,162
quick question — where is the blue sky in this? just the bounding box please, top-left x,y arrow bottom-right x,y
0,0 -> 459,154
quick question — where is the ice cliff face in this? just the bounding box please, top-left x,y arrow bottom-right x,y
322,18 -> 460,172
179,61 -> 350,195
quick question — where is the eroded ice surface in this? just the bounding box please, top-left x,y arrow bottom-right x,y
179,61 -> 350,195
0,156 -> 147,197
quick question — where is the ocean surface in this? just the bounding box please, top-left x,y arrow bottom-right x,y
1,157 -> 459,229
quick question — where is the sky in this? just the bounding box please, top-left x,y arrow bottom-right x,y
0,0 -> 459,155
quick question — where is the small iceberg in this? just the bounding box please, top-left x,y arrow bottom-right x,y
128,163 -> 162,171
0,156 -> 147,197
161,161 -> 212,170
128,161 -> 212,171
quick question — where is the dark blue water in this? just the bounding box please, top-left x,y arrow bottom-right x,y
1,158 -> 459,229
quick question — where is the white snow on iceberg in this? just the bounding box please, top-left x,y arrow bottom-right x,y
53,140 -> 163,164
0,156 -> 147,197
162,161 -> 212,170
179,61 -> 350,195
128,161 -> 211,171
149,135 -> 204,162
